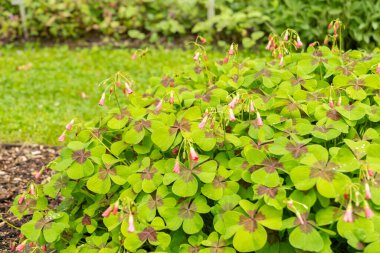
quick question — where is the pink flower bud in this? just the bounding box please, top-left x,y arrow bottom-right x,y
324,36 -> 329,45
200,37 -> 207,44
365,182 -> 372,200
256,111 -> 263,126
250,101 -> 255,112
18,195 -> 25,205
223,56 -> 229,64
265,39 -> 272,50
117,82 -> 121,88
228,97 -> 237,109
283,31 -> 289,41
131,52 -> 137,60
169,90 -> 174,104
364,201 -> 374,219
113,202 -> 119,215
155,100 -> 163,112
287,199 -> 293,208
125,83 -> 133,94
279,56 -> 284,66
65,119 -> 75,130
343,203 -> 353,222
42,245 -> 47,251
98,92 -> 106,106
34,171 -> 42,180
376,63 -> 380,74
189,146 -> 199,162
210,119 -> 215,128
229,44 -> 234,55
198,115 -> 208,129
102,206 -> 112,218
173,158 -> 180,174
58,132 -> 66,142
295,37 -> 303,49
309,42 -> 316,47
295,211 -> 304,225
128,213 -> 135,232
193,52 -> 200,61
328,21 -> 333,29
329,97 -> 334,108
229,108 -> 236,122
15,243 -> 25,252
368,168 -> 374,177
30,184 -> 35,195
203,54 -> 208,61
337,96 -> 342,106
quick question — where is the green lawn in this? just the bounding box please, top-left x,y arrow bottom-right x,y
0,45 -> 199,145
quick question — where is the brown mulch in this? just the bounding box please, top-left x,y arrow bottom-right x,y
0,144 -> 59,252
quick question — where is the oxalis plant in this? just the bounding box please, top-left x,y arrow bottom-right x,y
8,30 -> 380,253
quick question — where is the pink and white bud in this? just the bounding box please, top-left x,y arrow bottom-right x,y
203,54 -> 208,61
223,56 -> 229,64
329,97 -> 334,108
249,101 -> 255,112
112,202 -> 119,215
15,243 -> 25,252
265,39 -> 272,50
324,36 -> 329,45
229,108 -> 236,122
309,42 -> 316,47
364,201 -> 374,218
128,213 -> 135,232
200,37 -> 207,44
65,119 -> 75,130
18,195 -> 25,205
376,63 -> 380,74
279,56 -> 284,66
229,44 -> 234,55
198,115 -> 208,129
343,203 -> 353,222
125,83 -> 133,94
287,199 -> 293,209
58,132 -> 66,142
328,21 -> 333,29
193,52 -> 200,61
29,184 -> 35,195
337,96 -> 342,106
155,100 -> 163,112
131,52 -> 137,60
228,97 -> 237,109
365,183 -> 372,200
102,206 -> 112,218
368,168 -> 374,177
283,31 -> 289,41
295,36 -> 303,49
295,211 -> 304,225
169,90 -> 174,104
173,158 -> 180,174
256,111 -> 263,126
42,245 -> 47,251
98,92 -> 106,106
189,146 -> 199,162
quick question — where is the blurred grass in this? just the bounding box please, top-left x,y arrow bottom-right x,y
0,45 -> 203,145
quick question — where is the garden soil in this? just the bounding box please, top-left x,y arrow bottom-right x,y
0,144 -> 59,252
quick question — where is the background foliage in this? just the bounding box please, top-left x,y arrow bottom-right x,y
1,0 -> 380,49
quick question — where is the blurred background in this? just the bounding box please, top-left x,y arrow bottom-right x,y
1,0 -> 380,145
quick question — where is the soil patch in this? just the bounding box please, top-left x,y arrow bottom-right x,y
0,144 -> 59,252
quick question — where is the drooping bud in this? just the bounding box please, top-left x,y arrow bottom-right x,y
337,96 -> 342,106
283,31 -> 289,41
376,63 -> 380,74
203,54 -> 208,61
229,44 -> 234,55
198,115 -> 208,129
189,146 -> 199,162
295,36 -> 303,49
365,182 -> 372,200
343,203 -> 353,222
15,243 -> 26,252
58,132 -> 66,142
131,52 -> 137,60
98,92 -> 106,106
256,111 -> 263,126
309,42 -> 316,47
169,90 -> 174,104
102,206 -> 112,218
65,119 -> 75,130
355,191 -> 360,206
279,56 -> 284,66
223,56 -> 229,64
287,199 -> 293,209
128,213 -> 135,232
117,82 -> 121,88
334,21 -> 340,30
328,21 -> 333,29
265,39 -> 272,50
34,170 -> 42,180
155,100 -> 163,112
249,101 -> 255,112
193,52 -> 200,61
18,195 -> 25,205
172,147 -> 179,156
324,36 -> 329,45
329,97 -> 334,108
364,201 -> 374,219
112,201 -> 119,215
200,36 -> 207,44
229,108 -> 236,122
29,184 -> 35,195
42,245 -> 47,251
173,158 -> 180,174
228,97 -> 237,109
125,83 -> 133,94
368,168 -> 374,177
344,193 -> 349,200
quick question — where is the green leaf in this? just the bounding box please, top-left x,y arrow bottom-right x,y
289,226 -> 324,252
